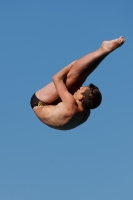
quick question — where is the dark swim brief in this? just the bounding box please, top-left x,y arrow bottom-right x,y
30,93 -> 47,109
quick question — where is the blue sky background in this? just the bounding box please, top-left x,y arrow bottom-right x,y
0,0 -> 133,199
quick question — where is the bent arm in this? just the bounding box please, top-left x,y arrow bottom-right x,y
52,67 -> 76,110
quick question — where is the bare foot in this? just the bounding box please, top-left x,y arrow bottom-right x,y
101,36 -> 125,53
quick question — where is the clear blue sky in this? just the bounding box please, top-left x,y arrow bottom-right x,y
0,1 -> 133,200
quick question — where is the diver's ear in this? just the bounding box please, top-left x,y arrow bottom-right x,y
78,95 -> 84,101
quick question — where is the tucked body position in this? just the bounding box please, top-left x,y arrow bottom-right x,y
30,36 -> 125,130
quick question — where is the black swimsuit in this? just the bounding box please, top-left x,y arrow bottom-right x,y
30,93 -> 59,109
30,93 -> 47,109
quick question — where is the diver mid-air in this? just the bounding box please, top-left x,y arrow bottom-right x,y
30,36 -> 125,130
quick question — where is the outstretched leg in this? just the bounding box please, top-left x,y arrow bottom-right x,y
35,36 -> 125,103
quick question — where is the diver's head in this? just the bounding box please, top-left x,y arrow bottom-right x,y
81,83 -> 102,110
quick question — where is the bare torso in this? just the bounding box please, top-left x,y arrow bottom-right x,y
33,102 -> 90,130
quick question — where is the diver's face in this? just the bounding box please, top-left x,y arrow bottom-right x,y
74,86 -> 89,99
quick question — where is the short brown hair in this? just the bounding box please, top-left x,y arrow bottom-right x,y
81,84 -> 102,110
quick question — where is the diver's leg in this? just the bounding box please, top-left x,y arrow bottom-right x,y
66,36 -> 125,83
64,36 -> 125,93
35,36 -> 125,103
